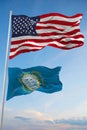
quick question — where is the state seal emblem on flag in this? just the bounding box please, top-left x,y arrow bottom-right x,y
21,72 -> 41,92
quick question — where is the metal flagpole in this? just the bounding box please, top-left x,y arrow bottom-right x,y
0,11 -> 12,130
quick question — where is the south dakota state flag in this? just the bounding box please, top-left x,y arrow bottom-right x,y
6,66 -> 62,100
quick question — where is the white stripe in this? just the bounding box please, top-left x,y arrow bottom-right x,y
61,37 -> 84,42
37,23 -> 65,30
11,42 -> 48,48
11,35 -> 63,41
10,37 -> 83,49
36,26 -> 80,34
10,46 -> 42,56
10,41 -> 65,48
63,43 -> 79,48
10,43 -> 78,56
37,22 -> 80,30
10,40 -> 83,57
36,29 -> 65,34
40,15 -> 82,22
11,32 -> 83,42
10,41 -> 80,57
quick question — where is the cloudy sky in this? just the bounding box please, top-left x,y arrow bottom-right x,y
0,0 -> 87,130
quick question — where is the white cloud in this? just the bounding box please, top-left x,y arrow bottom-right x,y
56,100 -> 87,119
1,106 -> 87,130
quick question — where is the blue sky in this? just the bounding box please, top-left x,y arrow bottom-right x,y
0,0 -> 87,130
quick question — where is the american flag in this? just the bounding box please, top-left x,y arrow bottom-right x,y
10,13 -> 84,59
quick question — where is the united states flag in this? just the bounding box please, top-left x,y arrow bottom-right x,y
10,13 -> 84,59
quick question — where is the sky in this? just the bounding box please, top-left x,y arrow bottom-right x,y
0,0 -> 87,130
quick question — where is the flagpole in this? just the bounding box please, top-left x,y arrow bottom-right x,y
0,11 -> 12,130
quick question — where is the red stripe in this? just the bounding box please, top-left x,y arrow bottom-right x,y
40,13 -> 83,19
38,20 -> 79,26
11,40 -> 45,45
36,23 -> 79,30
10,43 -> 44,52
9,40 -> 83,59
11,33 -> 84,45
37,29 -> 81,36
72,34 -> 84,38
59,40 -> 84,45
10,40 -> 83,59
36,25 -> 64,31
10,47 -> 44,52
11,36 -> 84,52
9,48 -> 43,59
48,43 -> 83,49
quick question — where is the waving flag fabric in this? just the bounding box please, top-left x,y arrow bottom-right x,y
10,13 -> 84,59
6,66 -> 62,100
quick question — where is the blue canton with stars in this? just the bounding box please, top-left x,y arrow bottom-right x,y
12,15 -> 40,37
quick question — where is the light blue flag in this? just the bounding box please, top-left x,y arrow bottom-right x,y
6,66 -> 62,100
